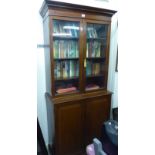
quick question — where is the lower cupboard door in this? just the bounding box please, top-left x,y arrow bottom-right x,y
55,101 -> 85,155
85,95 -> 111,145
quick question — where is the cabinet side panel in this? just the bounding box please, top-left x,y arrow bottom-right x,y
43,17 -> 51,94
45,94 -> 55,147
43,17 -> 55,147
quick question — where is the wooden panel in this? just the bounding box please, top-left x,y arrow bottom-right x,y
55,101 -> 85,155
48,9 -> 111,22
85,94 -> 111,145
53,90 -> 112,104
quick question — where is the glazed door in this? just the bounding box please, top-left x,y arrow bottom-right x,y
50,17 -> 83,96
83,20 -> 111,92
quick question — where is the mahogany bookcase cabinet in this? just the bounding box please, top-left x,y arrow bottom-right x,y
40,1 -> 117,155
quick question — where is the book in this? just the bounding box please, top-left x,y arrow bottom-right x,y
86,61 -> 92,76
86,43 -> 88,57
76,62 -> 79,76
54,40 -> 60,58
54,61 -> 61,78
86,84 -> 100,91
54,63 -> 57,78
62,61 -> 67,78
75,42 -> 79,58
96,42 -> 101,57
57,62 -> 61,78
69,60 -> 74,77
56,86 -> 77,94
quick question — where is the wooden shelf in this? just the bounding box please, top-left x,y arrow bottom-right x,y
86,74 -> 104,78
86,57 -> 105,60
54,58 -> 79,60
55,76 -> 79,81
87,37 -> 106,41
53,36 -> 79,40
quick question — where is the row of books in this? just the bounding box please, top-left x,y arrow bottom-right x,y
54,60 -> 79,78
53,22 -> 79,37
86,61 -> 101,76
86,41 -> 101,57
54,40 -> 79,58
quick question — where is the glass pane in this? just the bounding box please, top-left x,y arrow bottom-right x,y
53,20 -> 79,38
85,23 -> 108,91
53,20 -> 80,95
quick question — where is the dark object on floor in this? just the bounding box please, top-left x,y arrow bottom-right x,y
101,120 -> 118,155
113,108 -> 118,122
86,139 -> 106,155
104,120 -> 118,146
37,119 -> 48,155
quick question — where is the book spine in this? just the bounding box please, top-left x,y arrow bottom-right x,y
98,42 -> 101,57
57,62 -> 61,78
54,62 -> 57,78
62,41 -> 64,58
90,42 -> 92,57
60,61 -> 63,78
92,42 -> 95,57
67,61 -> 70,77
86,42 -> 88,58
90,61 -> 92,75
76,42 -> 78,58
64,61 -> 68,78
69,60 -> 72,77
64,41 -> 66,58
54,41 -> 56,58
76,62 -> 79,76
58,41 -> 61,58
56,41 -> 59,58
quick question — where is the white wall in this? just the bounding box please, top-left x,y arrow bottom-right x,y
107,13 -> 118,109
37,0 -> 118,148
37,0 -> 49,147
113,72 -> 118,108
50,0 -> 118,11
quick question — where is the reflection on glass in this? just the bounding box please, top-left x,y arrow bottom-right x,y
53,20 -> 80,95
86,23 -> 108,38
86,23 -> 108,91
53,20 -> 79,37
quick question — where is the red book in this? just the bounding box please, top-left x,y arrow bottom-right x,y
86,84 -> 100,91
57,87 -> 77,94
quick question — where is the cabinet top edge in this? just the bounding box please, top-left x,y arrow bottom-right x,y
40,0 -> 117,18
